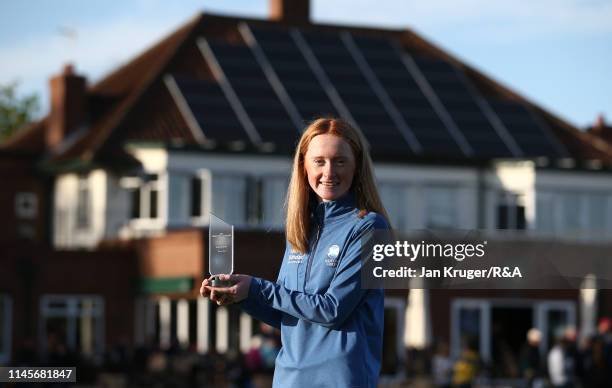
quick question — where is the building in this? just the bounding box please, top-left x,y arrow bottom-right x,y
1,0 -> 612,380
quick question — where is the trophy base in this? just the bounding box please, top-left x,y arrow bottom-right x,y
210,276 -> 233,288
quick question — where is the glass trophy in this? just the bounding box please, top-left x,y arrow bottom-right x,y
209,213 -> 234,287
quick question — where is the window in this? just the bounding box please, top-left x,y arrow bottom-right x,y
149,187 -> 158,219
381,298 -> 405,376
261,176 -> 288,228
496,192 -> 526,230
15,192 -> 37,220
379,183 -> 408,231
40,295 -> 104,359
130,187 -> 141,219
246,177 -> 263,225
76,175 -> 91,229
560,192 -> 582,235
130,174 -> 160,220
164,172 -> 210,222
208,174 -> 288,227
536,191 -> 611,238
536,192 -> 555,233
0,295 -> 12,364
425,186 -> 458,229
586,193 -> 608,236
451,298 -> 576,372
212,175 -> 247,225
451,299 -> 490,362
191,176 -> 203,218
536,302 -> 576,353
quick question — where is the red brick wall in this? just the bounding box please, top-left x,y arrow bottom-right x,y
0,158 -> 48,244
0,243 -> 138,356
135,229 -> 204,278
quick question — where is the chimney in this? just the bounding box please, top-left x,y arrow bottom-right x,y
47,63 -> 87,149
593,113 -> 606,131
270,0 -> 310,25
588,113 -> 612,145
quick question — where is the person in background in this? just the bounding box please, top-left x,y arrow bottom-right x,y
519,328 -> 544,388
432,341 -> 453,388
596,317 -> 612,369
547,328 -> 575,388
581,335 -> 610,388
452,338 -> 480,388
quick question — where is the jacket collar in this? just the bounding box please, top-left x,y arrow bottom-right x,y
311,191 -> 357,224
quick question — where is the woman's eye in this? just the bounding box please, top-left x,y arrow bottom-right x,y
336,160 -> 345,166
314,160 -> 325,166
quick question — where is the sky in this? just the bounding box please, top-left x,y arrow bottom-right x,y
0,0 -> 610,129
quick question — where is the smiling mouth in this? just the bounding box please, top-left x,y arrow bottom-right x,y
319,181 -> 339,188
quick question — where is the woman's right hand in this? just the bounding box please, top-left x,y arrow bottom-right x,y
208,274 -> 251,305
200,276 -> 235,305
200,276 -> 213,298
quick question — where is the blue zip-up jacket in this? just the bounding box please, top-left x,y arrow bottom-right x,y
240,192 -> 387,388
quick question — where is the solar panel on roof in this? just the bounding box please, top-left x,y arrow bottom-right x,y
168,76 -> 252,146
299,30 -> 415,156
488,99 -> 567,157
351,35 -> 466,157
247,25 -> 339,124
204,40 -> 299,151
412,57 -> 515,157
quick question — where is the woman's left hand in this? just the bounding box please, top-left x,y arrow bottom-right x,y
206,274 -> 252,306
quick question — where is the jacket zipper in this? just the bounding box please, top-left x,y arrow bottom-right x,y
304,221 -> 322,290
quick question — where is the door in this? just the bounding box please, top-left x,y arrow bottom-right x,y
535,301 -> 576,353
451,299 -> 490,362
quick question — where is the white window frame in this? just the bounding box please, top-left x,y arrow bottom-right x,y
39,294 -> 105,358
190,170 -> 212,225
125,172 -> 167,230
535,300 -> 576,354
139,175 -> 161,220
0,294 -> 12,364
451,298 -> 491,362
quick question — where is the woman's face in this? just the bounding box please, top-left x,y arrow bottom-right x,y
304,134 -> 356,202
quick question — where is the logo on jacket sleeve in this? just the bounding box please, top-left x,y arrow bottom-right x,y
326,244 -> 340,267
288,248 -> 305,264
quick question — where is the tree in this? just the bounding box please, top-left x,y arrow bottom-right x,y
0,82 -> 40,142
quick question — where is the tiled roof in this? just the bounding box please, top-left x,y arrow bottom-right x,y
52,13 -> 207,163
2,11 -> 611,167
0,118 -> 47,154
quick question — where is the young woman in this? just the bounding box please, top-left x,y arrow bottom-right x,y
201,118 -> 390,387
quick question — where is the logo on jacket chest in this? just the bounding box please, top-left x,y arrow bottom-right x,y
325,244 -> 340,267
288,250 -> 305,264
